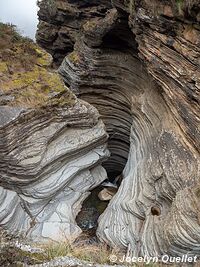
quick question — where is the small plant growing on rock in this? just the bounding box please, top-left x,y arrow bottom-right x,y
68,51 -> 81,65
37,0 -> 57,17
129,0 -> 135,16
83,20 -> 98,32
176,0 -> 184,14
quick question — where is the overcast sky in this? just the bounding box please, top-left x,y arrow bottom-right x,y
0,0 -> 38,39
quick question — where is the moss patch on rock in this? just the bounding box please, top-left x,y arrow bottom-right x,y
0,22 -> 75,108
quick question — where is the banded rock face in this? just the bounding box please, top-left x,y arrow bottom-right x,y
36,0 -> 112,66
38,0 -> 200,258
0,32 -> 109,241
0,101 -> 109,241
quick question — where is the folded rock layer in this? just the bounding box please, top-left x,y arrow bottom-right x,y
0,101 -> 109,241
25,0 -> 200,257
0,31 -> 109,242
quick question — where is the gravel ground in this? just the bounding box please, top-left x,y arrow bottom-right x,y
28,256 -> 125,267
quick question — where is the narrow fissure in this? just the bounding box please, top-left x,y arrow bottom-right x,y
74,17 -> 136,239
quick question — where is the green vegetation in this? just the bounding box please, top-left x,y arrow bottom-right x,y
0,229 -> 180,267
176,0 -> 184,14
83,20 -> 98,31
34,241 -> 112,264
68,51 -> 81,64
0,245 -> 39,266
0,22 -> 75,108
128,0 -> 197,17
37,0 -> 57,17
175,0 -> 198,15
0,232 -> 112,266
129,0 -> 135,16
195,187 -> 200,198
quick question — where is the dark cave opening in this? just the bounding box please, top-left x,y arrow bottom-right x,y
102,22 -> 137,51
75,172 -> 123,236
75,186 -> 109,239
107,170 -> 122,183
99,19 -> 136,182
58,12 -> 136,182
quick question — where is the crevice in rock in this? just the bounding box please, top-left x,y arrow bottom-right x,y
66,16 -> 137,181
75,187 -> 109,236
75,172 -> 123,238
58,14 -> 143,242
0,0 -> 199,258
63,16 -> 141,242
20,0 -> 199,256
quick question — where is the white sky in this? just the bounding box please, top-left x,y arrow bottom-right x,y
0,0 -> 38,39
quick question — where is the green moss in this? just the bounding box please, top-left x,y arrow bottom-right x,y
35,48 -> 52,67
129,0 -> 135,16
195,187 -> 200,198
43,0 -> 57,17
0,23 -> 75,108
0,62 -> 8,73
0,245 -> 42,266
68,51 -> 81,64
176,0 -> 184,14
7,67 -> 75,107
83,20 -> 98,31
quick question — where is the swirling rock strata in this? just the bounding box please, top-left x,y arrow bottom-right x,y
37,0 -> 199,257
0,31 -> 109,241
0,101 -> 109,241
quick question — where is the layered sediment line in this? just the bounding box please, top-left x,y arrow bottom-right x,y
37,0 -> 112,66
0,100 -> 109,241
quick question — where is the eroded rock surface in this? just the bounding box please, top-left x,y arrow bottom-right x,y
0,27 -> 109,241
18,0 -> 200,258
37,0 -> 112,66
0,101 -> 109,241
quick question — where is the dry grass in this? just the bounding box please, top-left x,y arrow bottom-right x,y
0,229 -> 112,265
28,241 -> 178,266
31,241 -> 113,264
0,23 -> 38,68
0,22 -> 75,108
0,229 -> 191,267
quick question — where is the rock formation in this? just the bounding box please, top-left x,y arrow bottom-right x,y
0,101 -> 109,241
37,0 -> 200,258
0,25 -> 109,241
0,0 -> 199,261
36,0 -> 112,66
